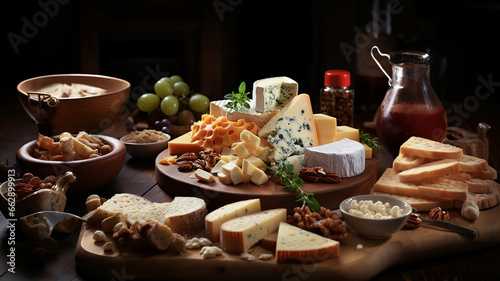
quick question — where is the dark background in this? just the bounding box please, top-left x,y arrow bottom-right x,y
2,0 -> 500,126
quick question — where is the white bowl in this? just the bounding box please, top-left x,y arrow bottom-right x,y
340,194 -> 412,239
120,133 -> 171,158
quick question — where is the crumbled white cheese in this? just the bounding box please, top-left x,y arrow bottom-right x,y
258,253 -> 273,260
348,199 -> 403,219
240,253 -> 255,261
200,246 -> 223,259
356,244 -> 363,251
186,237 -> 212,249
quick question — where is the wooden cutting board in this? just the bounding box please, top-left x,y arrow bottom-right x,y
154,150 -> 379,212
75,206 -> 500,280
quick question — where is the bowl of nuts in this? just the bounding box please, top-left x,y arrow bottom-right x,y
0,171 -> 76,219
16,132 -> 126,193
340,194 -> 412,239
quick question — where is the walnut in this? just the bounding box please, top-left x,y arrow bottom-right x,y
198,149 -> 221,168
286,206 -> 348,242
429,207 -> 449,221
192,159 -> 210,171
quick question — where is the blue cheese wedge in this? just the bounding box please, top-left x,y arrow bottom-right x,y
258,94 -> 319,165
305,138 -> 365,178
253,76 -> 298,113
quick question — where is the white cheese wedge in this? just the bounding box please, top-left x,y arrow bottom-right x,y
305,138 -> 365,178
259,94 -> 319,165
275,222 -> 340,263
211,159 -> 228,174
253,76 -> 298,113
205,199 -> 261,242
220,208 -> 287,253
209,100 -> 278,128
194,169 -> 215,183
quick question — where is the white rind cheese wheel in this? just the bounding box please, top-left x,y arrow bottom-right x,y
305,138 -> 365,178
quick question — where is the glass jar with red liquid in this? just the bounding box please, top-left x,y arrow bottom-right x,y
371,47 -> 447,156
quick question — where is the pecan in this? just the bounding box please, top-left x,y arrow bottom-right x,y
404,213 -> 422,229
322,172 -> 342,183
192,159 -> 210,171
176,152 -> 198,163
300,175 -> 320,183
429,207 -> 449,221
177,161 -> 193,171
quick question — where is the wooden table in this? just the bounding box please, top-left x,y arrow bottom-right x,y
0,98 -> 499,281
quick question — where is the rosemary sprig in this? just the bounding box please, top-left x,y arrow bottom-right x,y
224,81 -> 251,111
359,129 -> 384,154
266,164 -> 321,212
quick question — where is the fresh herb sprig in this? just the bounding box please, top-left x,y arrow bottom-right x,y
359,129 -> 384,153
266,164 -> 321,212
224,82 -> 251,111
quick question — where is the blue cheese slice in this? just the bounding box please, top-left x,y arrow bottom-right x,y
253,77 -> 298,113
305,138 -> 365,178
258,94 -> 319,165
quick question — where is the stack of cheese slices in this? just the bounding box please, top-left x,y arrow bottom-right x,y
372,136 -> 499,212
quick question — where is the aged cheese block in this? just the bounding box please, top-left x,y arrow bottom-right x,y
87,193 -> 152,223
334,126 -> 360,142
252,76 -> 298,113
168,132 -> 205,156
205,199 -> 261,242
209,100 -> 278,128
260,231 -> 278,252
275,222 -> 340,263
305,138 -> 365,178
313,113 -> 337,145
258,94 -> 319,165
220,208 -> 287,253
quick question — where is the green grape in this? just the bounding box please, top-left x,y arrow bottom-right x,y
170,75 -> 183,84
160,95 -> 179,116
154,78 -> 174,98
159,76 -> 175,86
173,81 -> 190,95
189,93 -> 210,112
137,93 -> 160,112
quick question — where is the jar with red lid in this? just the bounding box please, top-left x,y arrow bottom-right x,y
320,70 -> 354,126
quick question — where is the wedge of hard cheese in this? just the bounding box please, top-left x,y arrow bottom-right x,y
205,199 -> 261,242
400,136 -> 463,160
86,193 -> 152,224
373,168 -> 469,200
275,222 -> 339,263
220,208 -> 286,254
398,159 -> 462,183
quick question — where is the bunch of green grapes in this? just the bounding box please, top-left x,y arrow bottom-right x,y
136,75 -> 210,134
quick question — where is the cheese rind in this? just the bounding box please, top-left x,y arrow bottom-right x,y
253,77 -> 298,113
259,94 -> 319,165
305,138 -> 365,177
205,199 -> 261,242
220,208 -> 287,253
276,222 -> 340,263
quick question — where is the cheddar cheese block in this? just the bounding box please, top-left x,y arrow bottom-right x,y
334,125 -> 360,142
258,94 -> 319,165
220,208 -> 287,254
313,113 -> 337,145
275,222 -> 340,263
205,199 -> 261,242
399,136 -> 463,160
168,132 -> 205,156
252,76 -> 298,113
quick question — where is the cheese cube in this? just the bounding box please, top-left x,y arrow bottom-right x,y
240,129 -> 261,150
363,143 -> 373,159
242,159 -> 259,176
220,146 -> 232,156
334,126 -> 360,142
194,169 -> 215,183
217,172 -> 232,185
205,199 -> 261,242
222,162 -> 248,185
232,142 -> 252,158
252,146 -> 270,162
313,113 -> 337,145
251,168 -> 269,185
220,208 -> 287,253
211,159 -> 228,174
244,155 -> 266,169
228,155 -> 243,167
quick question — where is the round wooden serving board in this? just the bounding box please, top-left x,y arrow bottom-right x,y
155,150 -> 379,212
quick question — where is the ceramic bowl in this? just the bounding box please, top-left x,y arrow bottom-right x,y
340,194 -> 412,239
17,73 -> 130,136
0,171 -> 76,219
16,135 -> 126,193
120,132 -> 171,158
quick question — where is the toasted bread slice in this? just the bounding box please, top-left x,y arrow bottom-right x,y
398,159 -> 462,183
400,136 -> 463,160
458,155 -> 488,173
468,165 -> 498,180
393,154 -> 433,171
370,190 -> 453,211
373,168 -> 468,200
